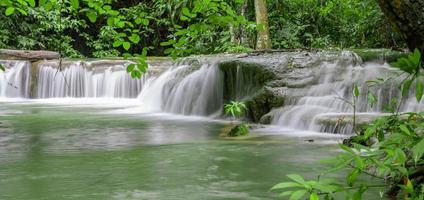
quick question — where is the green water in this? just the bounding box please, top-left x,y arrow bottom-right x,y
0,101 -> 342,200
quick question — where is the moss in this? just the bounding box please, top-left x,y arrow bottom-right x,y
221,123 -> 249,137
350,48 -> 408,63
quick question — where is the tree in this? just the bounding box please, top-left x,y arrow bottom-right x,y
376,0 -> 424,57
254,0 -> 271,49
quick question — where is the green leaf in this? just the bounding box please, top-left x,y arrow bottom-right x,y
412,138 -> 424,162
278,191 -> 293,197
182,7 -> 191,17
160,40 -> 176,46
399,125 -> 411,136
0,64 -> 5,71
180,15 -> 189,21
402,78 -> 413,97
290,190 -> 307,200
39,0 -> 47,6
86,12 -> 97,23
134,70 -> 141,79
287,174 -> 306,185
310,193 -> 319,200
405,178 -> 414,194
410,48 -> 421,67
128,34 -> 140,44
416,79 -> 423,102
28,0 -> 36,7
70,0 -> 79,9
353,84 -> 360,97
364,127 -> 375,139
339,144 -> 355,155
126,64 -> 135,73
16,8 -> 27,15
5,7 -> 15,16
112,40 -> 122,47
347,169 -> 360,187
367,92 -> 377,108
122,42 -> 131,50
271,182 -> 302,190
131,70 -> 142,79
107,17 -> 115,26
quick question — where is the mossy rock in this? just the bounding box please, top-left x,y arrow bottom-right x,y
220,123 -> 249,137
350,48 -> 408,63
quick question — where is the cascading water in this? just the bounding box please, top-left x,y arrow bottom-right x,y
36,60 -> 149,98
269,57 -> 423,133
1,51 -> 423,135
138,59 -> 225,116
0,60 -> 30,98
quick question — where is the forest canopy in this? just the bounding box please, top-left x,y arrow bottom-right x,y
0,0 -> 405,58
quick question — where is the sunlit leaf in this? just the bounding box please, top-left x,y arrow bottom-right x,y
5,7 -> 15,16
86,11 -> 97,23
122,42 -> 131,50
70,0 -> 79,9
126,64 -> 135,73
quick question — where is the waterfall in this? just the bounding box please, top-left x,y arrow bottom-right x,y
36,60 -> 149,98
0,60 -> 30,98
138,59 -> 224,116
1,52 -> 423,134
269,60 -> 423,133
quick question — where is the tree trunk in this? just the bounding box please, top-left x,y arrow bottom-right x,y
240,0 -> 250,47
376,0 -> 424,56
254,0 -> 271,49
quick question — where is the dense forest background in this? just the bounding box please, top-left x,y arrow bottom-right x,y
0,0 -> 405,58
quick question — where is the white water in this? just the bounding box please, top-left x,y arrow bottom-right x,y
269,61 -> 423,133
37,61 -> 148,98
0,60 -> 30,98
137,60 -> 224,116
1,53 -> 423,134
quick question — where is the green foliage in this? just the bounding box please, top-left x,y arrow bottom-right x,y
273,49 -> 424,199
0,64 -> 5,71
268,0 -> 403,49
224,101 -> 247,119
0,0 -> 401,59
224,101 -> 249,137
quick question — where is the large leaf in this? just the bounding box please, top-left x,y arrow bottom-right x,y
122,42 -> 131,50
5,7 -> 15,16
410,48 -> 421,67
287,174 -> 306,185
70,0 -> 79,9
86,11 -> 97,23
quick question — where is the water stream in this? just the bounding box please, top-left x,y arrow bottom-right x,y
0,53 -> 415,199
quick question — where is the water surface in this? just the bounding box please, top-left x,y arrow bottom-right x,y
0,100 -> 342,200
